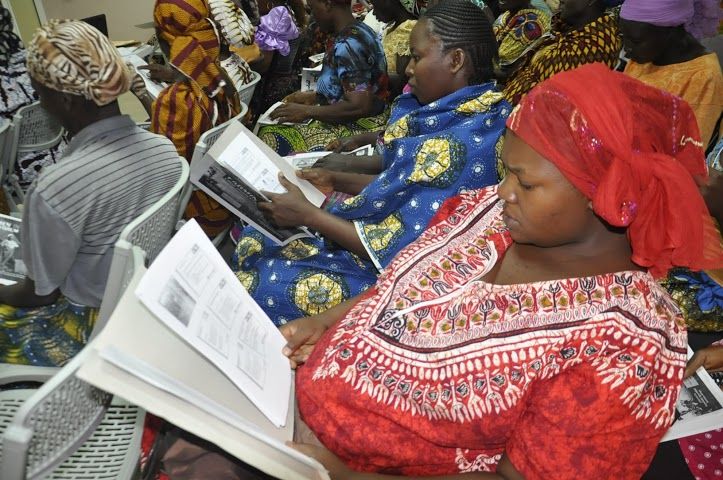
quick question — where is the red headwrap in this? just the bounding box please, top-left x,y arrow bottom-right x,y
507,63 -> 723,278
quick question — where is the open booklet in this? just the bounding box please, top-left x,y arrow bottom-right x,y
660,346 -> 723,442
190,121 -> 326,246
0,214 -> 24,286
76,220 -> 329,479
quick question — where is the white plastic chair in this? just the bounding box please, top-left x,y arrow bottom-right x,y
179,105 -> 248,246
0,246 -> 147,480
4,102 -> 65,213
93,156 -> 190,338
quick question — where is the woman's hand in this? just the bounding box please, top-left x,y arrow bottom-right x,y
288,442 -> 352,479
685,345 -> 723,379
279,315 -> 330,368
258,174 -> 319,227
313,153 -> 355,172
137,63 -> 179,83
283,90 -> 317,105
297,168 -> 335,193
269,103 -> 312,124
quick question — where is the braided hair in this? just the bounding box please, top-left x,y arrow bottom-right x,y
421,0 -> 497,84
0,7 -> 22,67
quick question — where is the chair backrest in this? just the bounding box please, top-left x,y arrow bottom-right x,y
93,242 -> 148,339
178,107 -> 248,224
0,249 -> 145,480
119,156 -> 189,264
0,119 -> 11,185
6,102 -> 64,166
189,105 -> 249,167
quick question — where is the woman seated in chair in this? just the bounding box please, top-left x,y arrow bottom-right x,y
164,63 -> 722,480
0,21 -> 182,367
619,0 -> 722,149
232,0 -> 510,325
131,0 -> 252,236
501,0 -> 622,104
256,0 -> 391,156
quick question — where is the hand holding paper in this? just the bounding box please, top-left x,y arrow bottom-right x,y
258,174 -> 321,228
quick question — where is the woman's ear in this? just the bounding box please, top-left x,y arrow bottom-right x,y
448,48 -> 466,75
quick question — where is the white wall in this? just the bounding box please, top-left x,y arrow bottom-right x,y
34,0 -> 155,41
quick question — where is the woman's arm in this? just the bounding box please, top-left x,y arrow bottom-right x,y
314,153 -> 384,175
0,278 -> 60,308
271,90 -> 380,124
298,168 -> 376,195
280,292 -> 365,367
258,175 -> 371,258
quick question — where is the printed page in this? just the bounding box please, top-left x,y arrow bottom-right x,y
135,220 -> 292,427
661,347 -> 723,441
209,122 -> 326,207
189,144 -> 313,245
284,145 -> 375,169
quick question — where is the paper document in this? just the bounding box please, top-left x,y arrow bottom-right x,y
210,121 -> 326,207
256,101 -> 313,127
301,64 -> 323,92
76,269 -> 329,479
661,346 -> 723,441
285,144 -> 376,169
191,143 -> 315,245
135,220 -> 292,427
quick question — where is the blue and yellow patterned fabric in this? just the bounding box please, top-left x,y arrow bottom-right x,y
233,83 -> 510,325
315,20 -> 389,104
0,296 -> 97,366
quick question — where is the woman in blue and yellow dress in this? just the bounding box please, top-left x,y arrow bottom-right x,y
232,1 -> 510,325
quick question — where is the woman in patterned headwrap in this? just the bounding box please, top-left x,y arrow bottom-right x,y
492,0 -> 550,76
138,0 -> 249,236
501,0 -> 622,104
0,20 -> 182,367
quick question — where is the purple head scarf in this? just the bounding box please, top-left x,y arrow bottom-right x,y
620,0 -> 721,39
254,6 -> 300,56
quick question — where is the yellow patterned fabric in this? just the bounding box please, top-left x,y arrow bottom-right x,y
503,12 -> 622,104
0,296 -> 97,366
382,20 -> 416,74
26,20 -> 130,105
624,53 -> 723,145
154,0 -> 224,96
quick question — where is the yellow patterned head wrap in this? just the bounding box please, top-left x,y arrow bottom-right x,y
154,0 -> 224,96
26,19 -> 131,106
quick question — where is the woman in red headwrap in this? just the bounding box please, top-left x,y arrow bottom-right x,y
143,63 -> 722,479
278,63 -> 722,479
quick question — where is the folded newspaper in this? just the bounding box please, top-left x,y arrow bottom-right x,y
190,121 -> 326,245
661,347 -> 723,442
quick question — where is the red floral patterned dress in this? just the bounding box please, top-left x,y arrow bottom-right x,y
296,186 -> 687,479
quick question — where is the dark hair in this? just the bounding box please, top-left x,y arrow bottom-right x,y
421,0 -> 497,84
